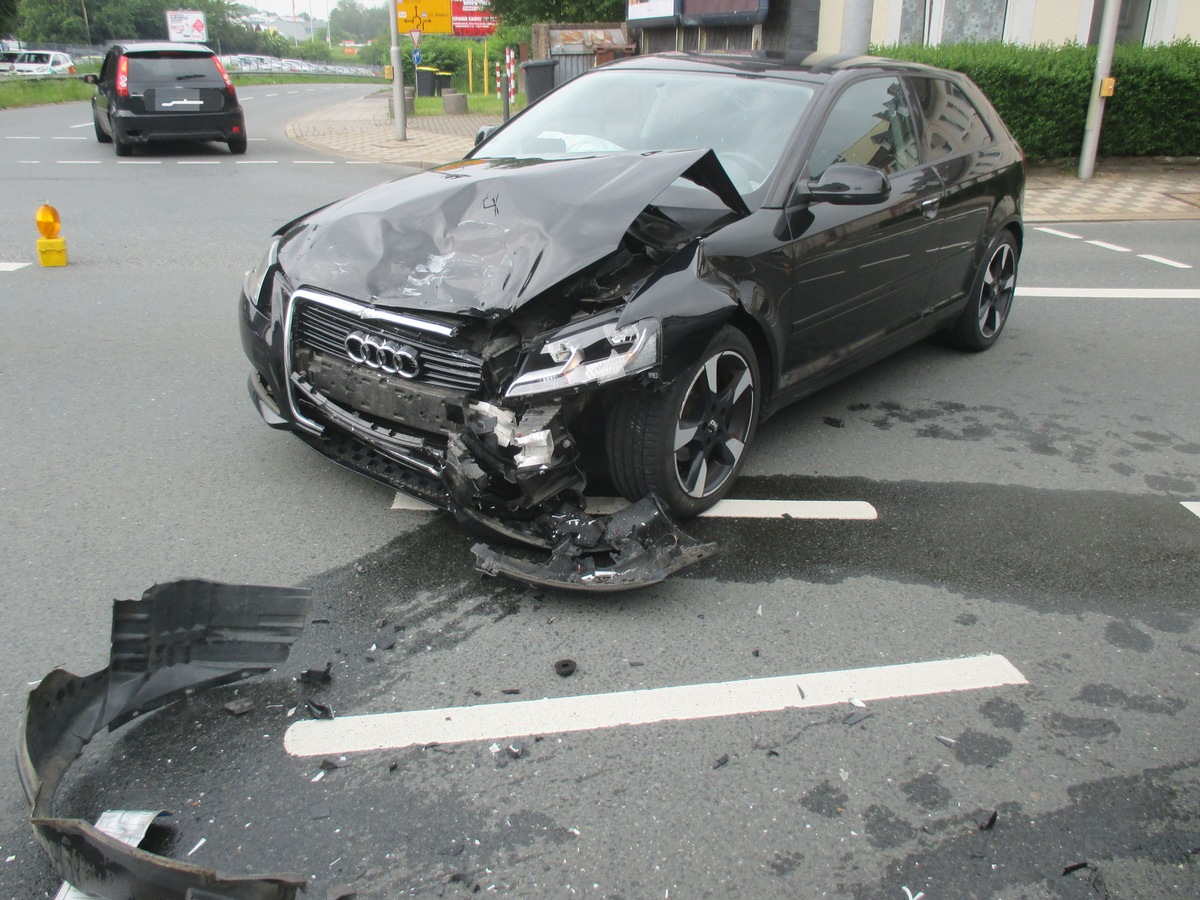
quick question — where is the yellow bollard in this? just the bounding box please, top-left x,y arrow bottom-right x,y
36,204 -> 68,267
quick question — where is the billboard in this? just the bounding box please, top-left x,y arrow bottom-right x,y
396,0 -> 496,37
166,10 -> 208,43
628,0 -> 678,27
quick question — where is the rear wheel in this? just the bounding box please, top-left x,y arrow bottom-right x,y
113,131 -> 132,157
228,134 -> 247,155
92,111 -> 111,143
945,230 -> 1019,351
607,326 -> 759,518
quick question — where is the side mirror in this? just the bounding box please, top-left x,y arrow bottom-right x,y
83,73 -> 98,85
795,163 -> 891,205
475,125 -> 498,146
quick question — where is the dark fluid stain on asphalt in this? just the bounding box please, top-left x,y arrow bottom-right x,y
900,772 -> 952,811
863,804 -> 913,850
850,760 -> 1200,900
1073,683 -> 1187,716
689,475 -> 1200,620
800,780 -> 848,819
1045,712 -> 1122,740
1104,620 -> 1156,652
951,729 -> 1013,767
980,697 -> 1027,732
768,850 -> 805,877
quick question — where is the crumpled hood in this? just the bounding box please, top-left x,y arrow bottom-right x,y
277,149 -> 748,318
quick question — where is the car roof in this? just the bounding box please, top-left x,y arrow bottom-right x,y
109,41 -> 217,56
599,51 -> 955,84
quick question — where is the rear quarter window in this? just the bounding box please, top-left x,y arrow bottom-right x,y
912,77 -> 994,160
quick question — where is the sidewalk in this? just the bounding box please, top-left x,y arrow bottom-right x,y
288,93 -> 1200,223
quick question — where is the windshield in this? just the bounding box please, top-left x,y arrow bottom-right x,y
474,69 -> 815,198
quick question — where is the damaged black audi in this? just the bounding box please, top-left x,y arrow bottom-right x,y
239,52 -> 1024,589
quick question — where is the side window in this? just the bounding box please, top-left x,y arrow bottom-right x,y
99,51 -> 115,82
912,77 -> 994,161
807,77 -> 920,180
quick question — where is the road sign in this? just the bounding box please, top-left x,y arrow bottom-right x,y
409,29 -> 422,47
412,48 -> 422,66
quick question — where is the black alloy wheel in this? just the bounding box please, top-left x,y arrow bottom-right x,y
946,230 -> 1019,351
608,325 -> 759,518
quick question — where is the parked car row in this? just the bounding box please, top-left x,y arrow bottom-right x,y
219,54 -> 377,77
1,49 -> 76,76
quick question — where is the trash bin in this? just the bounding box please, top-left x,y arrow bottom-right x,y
520,58 -> 557,105
415,66 -> 437,97
435,71 -> 453,96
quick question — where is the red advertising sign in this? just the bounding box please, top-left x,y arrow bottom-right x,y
452,0 -> 497,36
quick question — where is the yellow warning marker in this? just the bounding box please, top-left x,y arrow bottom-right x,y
36,204 -> 68,267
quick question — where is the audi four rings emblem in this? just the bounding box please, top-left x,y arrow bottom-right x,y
345,330 -> 421,378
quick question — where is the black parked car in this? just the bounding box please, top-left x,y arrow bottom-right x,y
85,42 -> 247,155
239,52 -> 1024,588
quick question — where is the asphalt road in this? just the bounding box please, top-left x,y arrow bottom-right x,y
0,90 -> 1197,898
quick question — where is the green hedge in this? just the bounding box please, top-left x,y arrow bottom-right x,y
875,40 -> 1200,159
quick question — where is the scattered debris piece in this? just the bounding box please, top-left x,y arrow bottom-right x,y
320,757 -> 347,771
1061,860 -> 1108,896
299,662 -> 333,684
766,750 -> 780,758
843,710 -> 874,726
18,580 -> 310,899
488,743 -> 502,754
186,838 -> 206,857
823,417 -> 845,428
327,885 -> 358,900
756,605 -> 763,616
507,741 -> 524,759
388,760 -> 399,772
224,698 -> 255,716
501,688 -> 521,695
311,770 -> 325,783
839,769 -> 850,782
975,809 -> 998,831
306,699 -> 335,720
797,685 -> 806,699
901,887 -> 925,900
311,803 -> 331,819
751,649 -> 760,657
311,617 -> 331,624
1062,862 -> 1090,876
555,659 -> 577,677
713,754 -> 730,769
936,735 -> 958,747
849,697 -> 866,708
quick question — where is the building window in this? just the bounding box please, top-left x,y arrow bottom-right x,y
1088,0 -> 1153,45
895,0 -> 1011,46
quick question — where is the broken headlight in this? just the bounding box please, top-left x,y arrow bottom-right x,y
243,235 -> 281,311
505,315 -> 661,399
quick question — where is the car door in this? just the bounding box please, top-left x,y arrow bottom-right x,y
910,75 -> 1006,310
779,74 -> 944,388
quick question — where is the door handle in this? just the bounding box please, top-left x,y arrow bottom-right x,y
921,198 -> 940,219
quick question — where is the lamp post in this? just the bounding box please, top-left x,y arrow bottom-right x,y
80,0 -> 92,48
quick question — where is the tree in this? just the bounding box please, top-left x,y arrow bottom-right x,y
1,0 -> 19,39
483,0 -> 624,27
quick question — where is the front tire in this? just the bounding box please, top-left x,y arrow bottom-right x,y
607,325 -> 759,518
945,230 -> 1019,351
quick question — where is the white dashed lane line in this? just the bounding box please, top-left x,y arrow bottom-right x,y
1018,287 -> 1200,298
1184,502 -> 1200,519
390,494 -> 878,520
1035,225 -> 1192,269
0,263 -> 30,272
284,654 -> 1028,757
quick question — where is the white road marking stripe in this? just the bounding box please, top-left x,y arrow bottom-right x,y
1035,226 -> 1082,240
178,160 -> 221,165
70,122 -> 90,128
56,160 -> 100,164
1138,254 -> 1192,269
18,160 -> 40,164
1086,240 -> 1131,252
236,160 -> 278,164
285,654 -> 1027,757
389,494 -> 877,519
52,136 -> 87,140
294,159 -> 335,164
1,262 -> 31,272
118,160 -> 161,165
1017,288 -> 1200,299
1183,501 -> 1200,519
5,136 -> 39,140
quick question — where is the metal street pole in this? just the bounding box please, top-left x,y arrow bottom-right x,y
1079,0 -> 1121,180
840,0 -> 873,55
389,1 -> 407,140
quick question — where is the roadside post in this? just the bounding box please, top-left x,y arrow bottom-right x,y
390,1 -> 407,140
1079,0 -> 1120,179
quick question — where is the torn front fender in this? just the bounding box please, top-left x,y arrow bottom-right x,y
471,495 -> 717,591
17,580 -> 312,900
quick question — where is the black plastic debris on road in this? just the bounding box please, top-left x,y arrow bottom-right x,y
17,579 -> 311,900
975,809 -> 998,830
307,698 -> 335,719
713,753 -> 730,769
300,661 -> 333,684
554,659 -> 577,677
